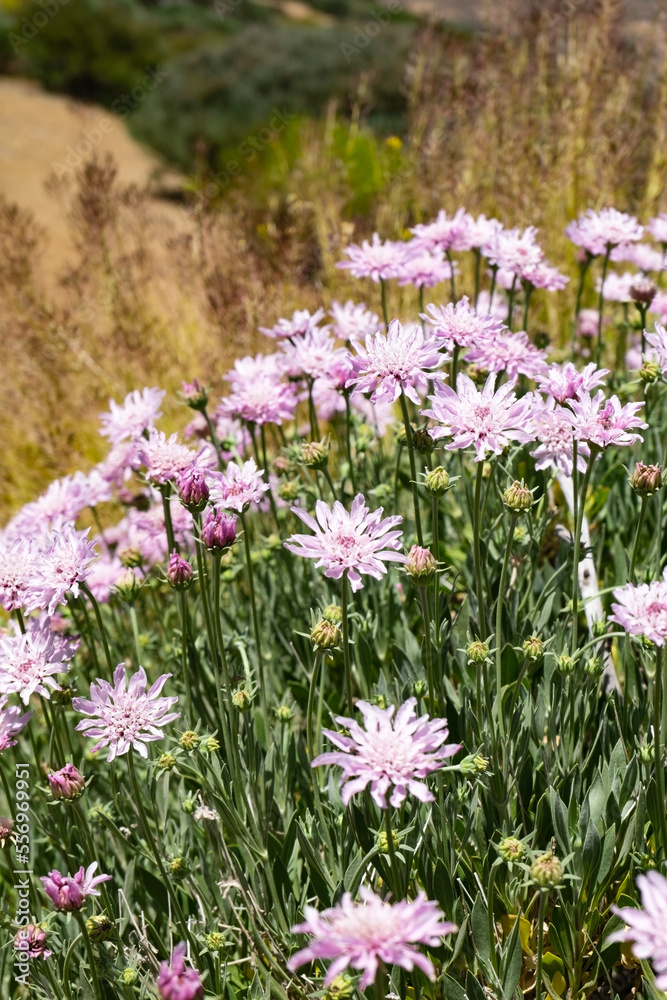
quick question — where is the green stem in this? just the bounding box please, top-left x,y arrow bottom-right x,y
535,892 -> 547,1000
341,572 -> 353,716
380,278 -> 389,331
384,807 -> 402,899
344,391 -> 356,494
417,586 -> 435,717
161,485 -> 177,555
129,604 -> 142,667
178,591 -> 194,724
506,274 -> 517,330
451,344 -> 461,390
494,514 -> 518,741
629,496 -> 648,580
521,282 -> 534,333
203,408 -> 224,469
596,246 -> 611,368
241,512 -> 267,714
571,447 -> 598,655
489,265 -> 498,309
307,650 -> 324,761
473,248 -> 481,307
432,495 -> 441,649
446,250 -> 456,302
658,646 -> 667,858
211,554 -> 241,780
570,255 -> 591,356
419,283 -> 425,329
375,962 -> 386,1000
73,913 -> 103,1000
399,393 -> 424,545
81,582 -> 114,675
473,461 -> 487,638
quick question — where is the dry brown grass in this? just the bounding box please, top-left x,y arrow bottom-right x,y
3,0 -> 667,520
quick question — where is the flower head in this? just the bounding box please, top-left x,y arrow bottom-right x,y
610,577 -> 667,645
99,387 -> 165,445
41,862 -> 111,912
288,888 -> 456,988
421,296 -> 504,351
396,249 -> 453,288
313,698 -> 461,808
200,508 -> 237,551
482,225 -> 544,278
0,695 -> 32,752
279,327 -> 349,381
209,458 -> 270,513
329,300 -> 380,341
410,208 -> 475,252
26,524 -> 97,615
72,664 -> 180,761
285,494 -> 405,592
157,943 -> 204,1000
259,308 -> 327,340
422,373 -> 533,462
597,270 -> 635,302
220,375 -> 298,426
565,208 -> 644,256
535,362 -> 609,403
336,234 -> 410,282
48,763 -> 86,800
346,319 -> 447,406
528,395 -> 589,477
138,430 -> 199,486
465,329 -> 548,382
0,538 -> 38,612
610,871 -> 667,989
0,619 -> 77,704
645,322 -> 667,374
566,390 -> 646,449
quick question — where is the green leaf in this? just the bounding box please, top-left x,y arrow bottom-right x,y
500,911 -> 523,1000
471,893 -> 490,963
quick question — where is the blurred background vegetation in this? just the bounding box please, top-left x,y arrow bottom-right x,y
1,0 -> 667,519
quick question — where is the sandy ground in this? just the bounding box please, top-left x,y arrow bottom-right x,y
0,76 -> 184,284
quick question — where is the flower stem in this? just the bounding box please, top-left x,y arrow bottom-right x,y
241,512 -> 268,718
74,913 -> 103,1000
384,807 -> 402,899
473,461 -> 487,638
596,246 -> 611,368
417,586 -> 435,717
535,892 -> 547,1000
656,646 -> 667,857
473,248 -> 481,307
81,582 -> 114,676
203,408 -> 224,469
399,392 -> 424,546
446,250 -> 456,302
494,514 -> 517,741
307,649 -> 324,761
375,961 -> 386,1000
431,495 -> 441,649
380,278 -> 389,331
571,447 -> 597,655
178,591 -> 194,724
344,391 -> 356,494
629,495 -> 648,580
341,572 -> 353,716
570,255 -> 591,356
161,485 -> 177,555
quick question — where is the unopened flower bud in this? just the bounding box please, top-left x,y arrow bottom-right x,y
181,379 -> 209,411
326,975 -> 356,1000
273,455 -> 291,475
113,568 -> 142,603
638,739 -> 653,764
467,639 -> 490,664
86,914 -> 114,942
311,619 -> 340,649
424,467 -> 450,497
119,547 -> 143,569
48,763 -> 85,801
178,468 -> 210,514
640,359 -> 661,384
182,796 -> 197,814
278,480 -> 300,502
630,276 -> 657,305
121,969 -> 138,986
556,653 -> 575,676
631,462 -> 663,497
179,731 -> 200,751
460,752 -> 488,774
167,551 -> 194,590
498,836 -> 525,863
232,687 -> 252,712
201,736 -> 219,753
530,850 -> 563,889
276,705 -> 293,724
374,693 -> 388,710
300,438 -> 330,470
158,753 -> 177,770
405,545 -> 437,583
200,508 -> 237,551
169,856 -> 191,880
323,603 -> 342,623
205,932 -> 226,952
534,330 -> 551,350
51,684 -> 74,707
584,656 -> 603,677
503,480 -> 533,513
522,635 -> 544,660
412,427 -> 435,455
376,829 -> 400,853
592,619 -> 608,638
14,923 -> 50,959
412,678 -> 428,700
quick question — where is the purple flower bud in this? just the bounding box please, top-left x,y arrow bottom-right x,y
47,763 -> 85,801
181,379 -> 209,411
167,552 -> 194,591
157,943 -> 204,1000
178,468 -> 210,514
14,923 -> 52,961
40,862 -> 111,912
200,508 -> 237,552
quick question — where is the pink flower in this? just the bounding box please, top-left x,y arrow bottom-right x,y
0,538 -> 38,612
41,862 -> 111,912
409,208 -> 475,252
138,430 -> 200,486
465,329 -> 548,382
72,663 -> 180,761
566,390 -> 646,449
610,870 -> 667,989
259,308 -> 327,340
528,395 -> 589,477
535,362 -> 609,404
288,888 -> 456,988
596,270 -> 635,302
313,697 -> 461,808
610,577 -> 667,645
157,943 -> 204,1000
611,242 -> 665,272
0,618 -> 77,704
467,213 -> 503,249
329,300 -> 380,341
645,322 -> 667,374
220,376 -> 298,426
14,924 -> 51,961
0,695 -> 32,752
421,296 -> 504,351
26,524 -> 97,615
285,493 -> 405,592
422,373 -> 533,462
336,233 -> 410,283
208,458 -> 270,513
396,249 -> 454,288
200,508 -> 237,550
99,387 -> 165,445
649,214 -> 667,244
48,763 -> 86,800
565,208 -> 644,256
649,291 -> 667,326
346,319 -> 447,406
577,308 -> 601,339
279,327 -> 349,381
482,226 -> 544,278
521,261 -> 569,291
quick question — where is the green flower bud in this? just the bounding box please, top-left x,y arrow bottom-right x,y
498,836 -> 525,863
592,619 -> 608,638
113,568 -> 142,604
640,360 -> 661,384
638,739 -> 653,764
182,795 -> 197,814
374,693 -> 388,710
584,656 -> 603,677
326,975 -> 356,1000
412,678 -> 428,700
118,547 -> 143,569
311,619 -> 341,649
169,856 -> 191,880
51,684 -> 74,707
232,687 -> 252,712
522,635 -> 544,660
503,480 -> 533,513
376,829 -> 399,854
412,427 -> 434,455
121,969 -> 138,986
323,604 -> 342,623
179,731 -> 201,751
556,654 -> 575,676
405,545 -> 437,584
299,438 -> 330,470
460,752 -> 488,774
276,705 -> 293,724
467,640 -> 490,664
630,462 -> 663,497
201,736 -> 220,754
205,931 -> 226,952
424,466 -> 450,497
530,851 -> 563,889
86,914 -> 114,942
158,753 -> 177,771
278,480 -> 301,502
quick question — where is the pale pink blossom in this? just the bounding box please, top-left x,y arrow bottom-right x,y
611,242 -> 666,272
649,214 -> 667,243
410,208 -> 475,253
422,373 -> 533,461
279,327 -> 349,381
421,296 -> 504,351
139,430 -> 200,486
396,249 -> 454,288
41,863 -> 111,912
225,352 -> 284,388
610,576 -> 667,646
565,208 -> 643,256
346,319 -> 447,405
208,458 -> 270,513
475,289 -> 508,321
645,322 -> 667,374
528,395 -> 589,477
0,618 -> 77,704
577,308 -> 600,338
259,308 -> 327,341
521,261 -> 569,291
465,330 -> 548,382
566,390 -> 646,449
329,301 -> 380,341
467,214 -> 503,249
596,270 -> 635,302
482,226 -> 544,278
313,698 -> 461,808
0,538 -> 38,612
0,695 -> 32,752
220,377 -> 298,426
336,233 -> 410,282
73,663 -> 180,761
535,362 -> 609,404
85,554 -> 127,604
26,524 -> 97,615
99,387 -> 165,445
610,870 -> 667,989
288,888 -> 456,988
285,494 -> 405,592
649,291 -> 667,326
